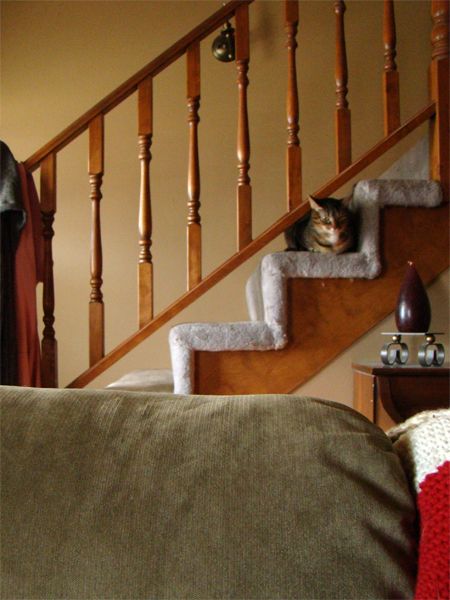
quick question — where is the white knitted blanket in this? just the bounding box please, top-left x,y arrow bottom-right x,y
388,409 -> 450,492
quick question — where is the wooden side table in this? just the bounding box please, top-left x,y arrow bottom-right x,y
352,362 -> 450,430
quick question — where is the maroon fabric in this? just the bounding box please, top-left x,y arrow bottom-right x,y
14,164 -> 44,386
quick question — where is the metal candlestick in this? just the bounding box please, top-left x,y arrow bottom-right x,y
380,332 -> 445,366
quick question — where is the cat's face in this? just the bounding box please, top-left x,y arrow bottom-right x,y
309,196 -> 352,243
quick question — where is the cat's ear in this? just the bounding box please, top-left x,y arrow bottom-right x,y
308,195 -> 322,212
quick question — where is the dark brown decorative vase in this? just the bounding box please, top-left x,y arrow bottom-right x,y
395,261 -> 431,333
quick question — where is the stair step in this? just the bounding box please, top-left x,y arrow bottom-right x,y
106,369 -> 173,393
109,142 -> 439,397
170,177 -> 442,394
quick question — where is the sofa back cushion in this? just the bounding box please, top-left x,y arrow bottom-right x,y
1,387 -> 416,599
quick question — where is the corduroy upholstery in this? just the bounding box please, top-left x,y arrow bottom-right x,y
0,387 -> 416,599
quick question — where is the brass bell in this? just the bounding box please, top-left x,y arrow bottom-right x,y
212,21 -> 235,62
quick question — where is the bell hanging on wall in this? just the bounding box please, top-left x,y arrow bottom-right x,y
212,21 -> 235,62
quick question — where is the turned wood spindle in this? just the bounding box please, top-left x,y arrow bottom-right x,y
138,77 -> 154,326
88,115 -> 105,365
383,0 -> 400,135
430,0 -> 449,201
431,0 -> 449,60
334,0 -> 351,172
40,153 -> 58,387
285,0 -> 302,211
236,4 -> 252,250
187,42 -> 202,290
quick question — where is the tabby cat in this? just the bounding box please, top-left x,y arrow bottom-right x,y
284,195 -> 357,254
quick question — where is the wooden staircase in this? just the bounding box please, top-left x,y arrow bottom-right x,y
21,0 -> 449,392
196,204 -> 449,394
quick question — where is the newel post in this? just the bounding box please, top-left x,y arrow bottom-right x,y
430,0 -> 449,201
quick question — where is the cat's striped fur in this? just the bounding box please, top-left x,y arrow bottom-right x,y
285,195 -> 357,254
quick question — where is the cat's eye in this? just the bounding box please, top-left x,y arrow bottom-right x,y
321,217 -> 331,224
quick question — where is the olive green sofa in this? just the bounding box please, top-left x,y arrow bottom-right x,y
1,386 -> 417,599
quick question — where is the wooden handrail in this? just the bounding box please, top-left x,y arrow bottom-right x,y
316,102 -> 435,196
67,101 -> 435,388
24,0 -> 253,173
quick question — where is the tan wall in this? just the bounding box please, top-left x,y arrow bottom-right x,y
2,0 -> 447,403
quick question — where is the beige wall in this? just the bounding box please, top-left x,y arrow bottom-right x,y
2,0 -> 448,404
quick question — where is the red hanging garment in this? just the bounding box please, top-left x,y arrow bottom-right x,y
14,164 -> 44,387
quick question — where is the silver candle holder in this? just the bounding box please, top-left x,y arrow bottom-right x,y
380,332 -> 445,366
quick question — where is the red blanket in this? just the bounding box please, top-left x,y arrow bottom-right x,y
389,410 -> 450,600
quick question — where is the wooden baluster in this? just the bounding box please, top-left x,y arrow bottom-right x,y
88,115 -> 105,365
383,0 -> 400,135
187,42 -> 202,290
40,153 -> 58,387
236,3 -> 252,250
285,0 -> 302,211
334,0 -> 351,172
138,76 -> 154,325
430,0 -> 449,201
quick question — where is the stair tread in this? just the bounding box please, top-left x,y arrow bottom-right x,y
106,369 -> 173,393
169,177 -> 443,394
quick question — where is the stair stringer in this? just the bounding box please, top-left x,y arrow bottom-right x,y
169,179 -> 442,395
